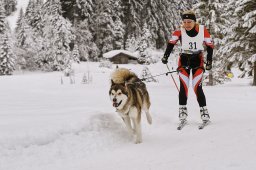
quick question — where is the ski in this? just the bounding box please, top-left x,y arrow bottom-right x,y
198,120 -> 210,130
177,120 -> 187,130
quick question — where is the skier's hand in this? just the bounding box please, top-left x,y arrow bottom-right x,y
161,56 -> 168,64
205,60 -> 212,70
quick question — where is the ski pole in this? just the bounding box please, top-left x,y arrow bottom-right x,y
166,64 -> 180,92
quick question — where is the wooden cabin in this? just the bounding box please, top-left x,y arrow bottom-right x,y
103,50 -> 138,64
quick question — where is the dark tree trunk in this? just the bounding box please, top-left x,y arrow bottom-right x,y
253,61 -> 256,86
208,70 -> 214,86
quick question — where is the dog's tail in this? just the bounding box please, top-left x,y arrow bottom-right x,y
111,68 -> 138,84
143,92 -> 152,125
146,112 -> 152,124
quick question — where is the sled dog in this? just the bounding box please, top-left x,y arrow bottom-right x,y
109,68 -> 152,144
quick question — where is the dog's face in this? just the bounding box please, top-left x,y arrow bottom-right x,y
109,81 -> 128,110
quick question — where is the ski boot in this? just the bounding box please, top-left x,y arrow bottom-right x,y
177,105 -> 188,130
200,106 -> 210,122
179,105 -> 188,121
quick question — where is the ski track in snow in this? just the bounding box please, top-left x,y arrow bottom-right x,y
0,111 -> 132,170
0,63 -> 132,170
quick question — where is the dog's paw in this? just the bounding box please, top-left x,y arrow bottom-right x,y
134,135 -> 142,144
134,139 -> 142,144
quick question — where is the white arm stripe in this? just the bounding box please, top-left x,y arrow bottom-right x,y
204,38 -> 213,44
170,35 -> 179,41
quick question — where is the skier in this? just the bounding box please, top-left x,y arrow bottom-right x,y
161,10 -> 213,127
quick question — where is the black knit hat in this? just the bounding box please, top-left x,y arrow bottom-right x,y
182,13 -> 196,22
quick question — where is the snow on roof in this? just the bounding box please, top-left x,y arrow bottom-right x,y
103,50 -> 138,59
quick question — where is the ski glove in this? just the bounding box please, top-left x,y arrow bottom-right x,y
205,60 -> 212,70
161,56 -> 168,64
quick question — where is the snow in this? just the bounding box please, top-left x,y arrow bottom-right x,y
1,62 -> 256,170
103,50 -> 138,59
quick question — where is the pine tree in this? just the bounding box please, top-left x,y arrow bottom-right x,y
113,18 -> 125,50
15,8 -> 28,48
75,19 -> 99,61
211,0 -> 236,84
137,23 -> 153,64
194,0 -> 229,85
76,0 -> 94,21
230,0 -> 255,80
216,0 -> 255,82
90,0 -> 115,57
14,7 -> 41,70
72,44 -> 80,63
0,32 -> 15,75
126,34 -> 138,52
121,0 -> 144,49
0,1 -> 6,34
60,0 -> 76,21
141,0 -> 181,49
0,3 -> 15,75
25,0 -> 36,26
40,0 -> 75,71
209,0 -> 230,84
3,0 -> 17,16
32,0 -> 44,34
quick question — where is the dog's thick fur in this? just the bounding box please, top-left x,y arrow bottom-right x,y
109,68 -> 152,144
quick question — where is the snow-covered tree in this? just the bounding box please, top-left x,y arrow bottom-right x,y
0,32 -> 15,75
0,1 -> 6,34
32,0 -> 44,33
15,8 -> 30,48
76,0 -> 94,21
25,0 -> 36,26
121,0 -> 144,49
230,0 -> 255,79
0,2 -> 15,74
14,7 -> 42,70
60,0 -> 76,21
137,24 -> 154,64
125,34 -> 138,52
75,19 -> 99,61
90,0 -> 115,57
3,0 -> 17,16
216,0 -> 255,82
72,44 -> 80,63
194,0 -> 229,85
113,18 -> 125,50
141,0 -> 184,49
39,0 -> 75,71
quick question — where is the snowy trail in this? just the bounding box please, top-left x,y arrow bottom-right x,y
0,63 -> 256,170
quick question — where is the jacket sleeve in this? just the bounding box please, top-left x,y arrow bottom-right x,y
163,30 -> 181,58
206,46 -> 213,61
163,43 -> 174,58
204,28 -> 214,61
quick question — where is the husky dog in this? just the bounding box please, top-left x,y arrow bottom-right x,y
109,68 -> 152,144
